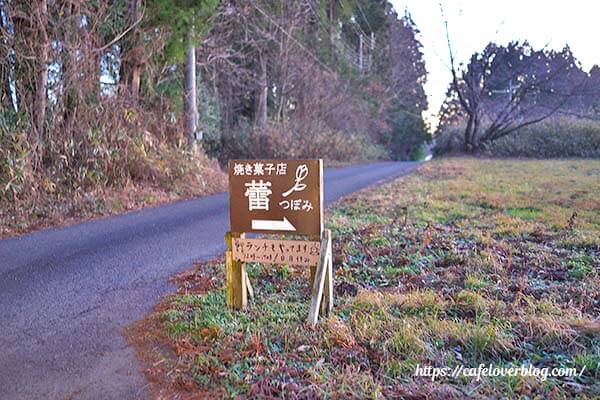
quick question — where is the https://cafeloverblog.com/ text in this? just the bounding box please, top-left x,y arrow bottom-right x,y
414,363 -> 586,382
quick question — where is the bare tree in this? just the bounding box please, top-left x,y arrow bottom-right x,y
443,15 -> 586,151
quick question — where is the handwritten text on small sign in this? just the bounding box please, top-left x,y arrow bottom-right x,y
232,237 -> 321,267
228,159 -> 323,236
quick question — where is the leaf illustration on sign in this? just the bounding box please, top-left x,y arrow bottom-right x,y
282,164 -> 308,197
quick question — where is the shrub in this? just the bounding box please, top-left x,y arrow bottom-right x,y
433,126 -> 464,156
384,112 -> 431,161
0,111 -> 32,200
434,117 -> 600,158
225,122 -> 388,163
0,101 -> 227,236
482,117 -> 600,158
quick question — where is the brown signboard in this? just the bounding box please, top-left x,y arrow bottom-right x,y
232,237 -> 321,267
228,159 -> 323,236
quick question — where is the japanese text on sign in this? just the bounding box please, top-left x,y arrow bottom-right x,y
232,237 -> 321,267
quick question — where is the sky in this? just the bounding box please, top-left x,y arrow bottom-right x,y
389,0 -> 600,130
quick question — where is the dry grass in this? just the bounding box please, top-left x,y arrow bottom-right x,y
0,150 -> 227,238
129,158 -> 600,399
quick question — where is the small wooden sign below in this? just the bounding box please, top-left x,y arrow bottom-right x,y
232,237 -> 321,267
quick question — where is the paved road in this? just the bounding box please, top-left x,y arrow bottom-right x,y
0,161 -> 418,400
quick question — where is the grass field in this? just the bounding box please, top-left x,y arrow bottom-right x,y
129,158 -> 599,399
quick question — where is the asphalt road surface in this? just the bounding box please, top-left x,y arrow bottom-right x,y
0,161 -> 418,400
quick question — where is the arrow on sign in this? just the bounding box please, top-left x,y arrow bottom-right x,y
252,217 -> 296,231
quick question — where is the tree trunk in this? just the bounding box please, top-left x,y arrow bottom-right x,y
185,41 -> 198,153
119,0 -> 142,102
61,0 -> 79,135
327,0 -> 335,63
219,81 -> 233,152
307,0 -> 318,46
465,111 -> 480,153
11,3 -> 32,116
471,112 -> 480,150
33,0 -> 49,142
255,53 -> 268,127
0,1 -> 14,110
464,113 -> 474,152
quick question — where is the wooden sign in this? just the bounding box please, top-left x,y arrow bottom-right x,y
232,237 -> 321,267
228,159 -> 323,236
225,159 -> 332,325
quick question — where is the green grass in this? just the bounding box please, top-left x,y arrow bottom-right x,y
132,158 -> 600,399
506,206 -> 541,220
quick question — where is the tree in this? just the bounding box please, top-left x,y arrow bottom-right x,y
3,0 -> 50,151
145,0 -> 218,152
375,9 -> 429,160
443,18 -> 588,151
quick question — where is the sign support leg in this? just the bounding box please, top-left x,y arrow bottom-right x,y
245,270 -> 254,300
225,232 -> 247,309
320,236 -> 333,316
308,229 -> 332,326
309,233 -> 320,286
